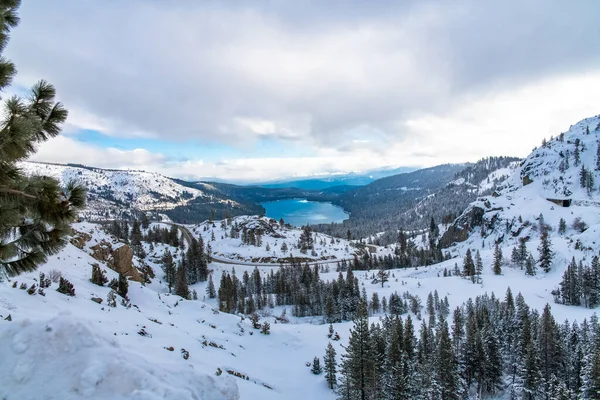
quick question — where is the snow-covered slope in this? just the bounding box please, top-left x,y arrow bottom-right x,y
19,162 -> 240,221
190,215 -> 393,263
443,115 -> 600,245
0,223 -> 347,400
20,161 -> 204,211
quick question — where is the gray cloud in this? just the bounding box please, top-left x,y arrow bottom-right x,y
6,0 -> 600,153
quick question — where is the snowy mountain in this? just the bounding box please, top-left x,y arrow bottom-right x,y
441,115 -> 600,250
6,117 -> 600,399
19,162 -> 262,222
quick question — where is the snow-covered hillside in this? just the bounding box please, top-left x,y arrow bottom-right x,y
436,115 -> 600,300
443,115 -> 600,247
0,223 -> 349,400
18,162 -> 237,221
189,215 -> 393,264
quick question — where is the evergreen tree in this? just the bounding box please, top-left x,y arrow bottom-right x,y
475,250 -> 483,283
174,263 -> 190,299
462,249 -> 475,281
161,249 -> 176,293
117,273 -> 128,299
580,165 -> 588,188
376,268 -> 388,288
338,301 -> 374,400
0,0 -> 85,277
596,142 -> 600,171
312,356 -> 323,374
324,342 -> 337,389
525,253 -> 536,276
90,264 -> 108,286
538,230 -> 553,273
435,317 -> 460,399
493,243 -> 503,275
206,273 -> 216,298
558,218 -> 567,235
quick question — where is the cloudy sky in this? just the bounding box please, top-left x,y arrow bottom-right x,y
7,0 -> 600,182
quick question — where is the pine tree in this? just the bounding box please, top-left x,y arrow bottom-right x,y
0,0 -> 86,277
596,142 -> 600,171
580,165 -> 588,188
525,253 -> 536,276
538,229 -> 553,273
435,317 -> 460,399
312,356 -> 323,374
475,250 -> 483,283
493,243 -> 502,275
376,268 -> 388,288
338,301 -> 374,400
117,273 -> 128,299
462,249 -> 475,281
174,263 -> 190,299
90,264 -> 108,286
206,273 -> 216,298
161,249 -> 176,293
558,218 -> 567,235
324,342 -> 337,389
574,139 -> 581,166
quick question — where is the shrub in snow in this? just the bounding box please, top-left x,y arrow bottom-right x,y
39,272 -> 51,289
260,321 -> 270,335
26,284 -> 36,295
106,290 -> 117,307
108,278 -> 118,291
250,313 -> 261,329
56,277 -> 75,296
47,269 -> 63,283
572,217 -> 588,233
90,264 -> 108,286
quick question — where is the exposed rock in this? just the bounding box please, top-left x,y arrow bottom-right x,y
90,240 -> 113,263
91,297 -> 103,304
70,231 -> 92,250
112,245 -> 142,283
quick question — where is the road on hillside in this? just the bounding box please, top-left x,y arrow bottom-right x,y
94,219 -> 352,268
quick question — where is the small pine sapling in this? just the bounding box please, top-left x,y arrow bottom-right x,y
260,321 -> 271,335
90,264 -> 108,286
107,290 -> 117,307
311,356 -> 322,374
250,313 -> 261,329
56,277 -> 75,296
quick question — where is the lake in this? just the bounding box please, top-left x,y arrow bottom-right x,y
261,199 -> 349,226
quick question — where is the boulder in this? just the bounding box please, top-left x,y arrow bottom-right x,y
91,297 -> 103,304
111,245 -> 142,283
70,231 -> 92,250
90,240 -> 113,263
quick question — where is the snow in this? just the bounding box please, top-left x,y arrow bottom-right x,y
18,161 -> 208,220
3,116 -> 600,399
188,215 -> 394,264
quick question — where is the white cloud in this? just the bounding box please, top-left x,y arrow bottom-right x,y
30,137 -> 166,169
11,1 -> 600,181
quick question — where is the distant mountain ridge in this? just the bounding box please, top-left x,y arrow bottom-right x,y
312,157 -> 521,243
256,166 -> 418,190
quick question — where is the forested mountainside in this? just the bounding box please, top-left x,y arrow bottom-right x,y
313,157 -> 520,244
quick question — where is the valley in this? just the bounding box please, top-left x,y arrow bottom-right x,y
4,115 -> 600,399
0,2 -> 597,398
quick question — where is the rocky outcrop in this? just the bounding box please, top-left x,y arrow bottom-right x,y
70,231 -> 92,250
89,240 -> 142,283
112,245 -> 142,283
90,240 -> 113,263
